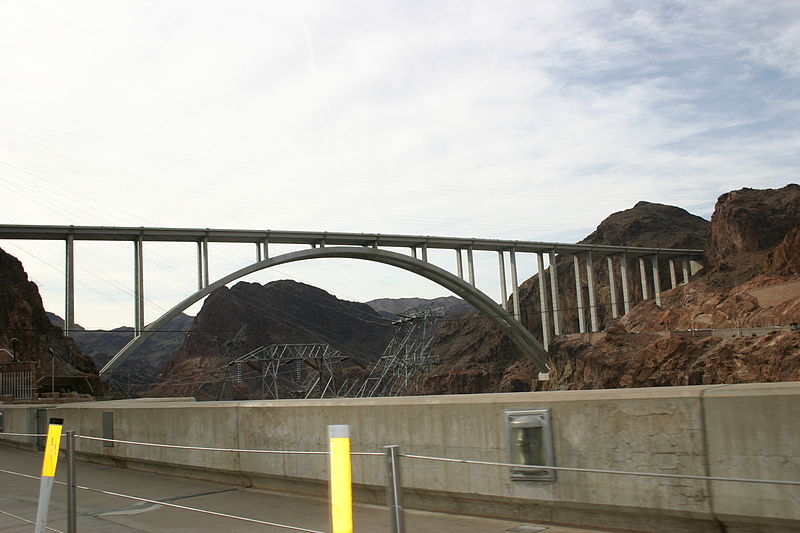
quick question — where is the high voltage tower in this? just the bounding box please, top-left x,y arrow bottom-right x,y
230,343 -> 357,399
354,307 -> 443,397
223,307 -> 444,400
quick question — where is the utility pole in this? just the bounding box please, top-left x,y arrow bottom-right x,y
48,348 -> 55,393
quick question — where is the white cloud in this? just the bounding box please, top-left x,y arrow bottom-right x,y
0,0 -> 798,326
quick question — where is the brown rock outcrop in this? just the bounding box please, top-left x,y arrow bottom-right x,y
765,226 -> 800,276
0,247 -> 99,395
547,328 -> 800,390
546,184 -> 800,390
705,184 -> 800,285
149,279 -> 391,399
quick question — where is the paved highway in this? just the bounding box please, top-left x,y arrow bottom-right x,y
0,445 -> 613,533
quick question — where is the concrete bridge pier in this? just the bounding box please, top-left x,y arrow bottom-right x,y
509,250 -> 521,321
467,246 -> 475,286
572,255 -> 586,333
606,255 -> 619,319
498,251 -> 508,312
668,258 -> 678,289
536,253 -> 551,349
64,234 -> 75,336
134,235 -> 144,335
585,251 -> 598,332
196,238 -> 210,290
549,251 -> 561,336
638,257 -> 649,301
651,255 -> 662,307
620,253 -> 632,314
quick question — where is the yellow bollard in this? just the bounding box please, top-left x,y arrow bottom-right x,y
35,417 -> 64,533
329,424 -> 353,533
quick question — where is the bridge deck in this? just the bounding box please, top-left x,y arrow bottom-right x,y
0,224 -> 703,257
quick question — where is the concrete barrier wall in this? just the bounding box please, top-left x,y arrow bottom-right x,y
2,383 -> 798,533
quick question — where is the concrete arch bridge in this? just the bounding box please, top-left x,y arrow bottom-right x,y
0,225 -> 704,376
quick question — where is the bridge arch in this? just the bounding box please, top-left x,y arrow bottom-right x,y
100,246 -> 548,376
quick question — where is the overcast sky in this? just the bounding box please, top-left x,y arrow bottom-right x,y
1,1 -> 798,328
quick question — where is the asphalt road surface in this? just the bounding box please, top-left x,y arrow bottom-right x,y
0,445 -> 612,533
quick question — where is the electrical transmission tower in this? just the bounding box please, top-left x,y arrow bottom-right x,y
230,343 -> 352,399
190,325 -> 248,401
355,307 -> 443,398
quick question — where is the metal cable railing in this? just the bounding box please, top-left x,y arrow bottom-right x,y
3,429 -> 799,533
399,453 -> 800,486
75,435 -> 328,455
5,431 -> 798,486
74,434 -> 384,456
0,509 -> 63,533
0,465 -> 325,533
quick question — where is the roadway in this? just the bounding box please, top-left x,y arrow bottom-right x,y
0,445 -> 614,533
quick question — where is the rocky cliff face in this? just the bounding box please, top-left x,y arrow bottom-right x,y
0,247 -> 99,395
421,185 -> 800,394
705,184 -> 800,286
542,185 -> 800,390
149,279 -> 391,399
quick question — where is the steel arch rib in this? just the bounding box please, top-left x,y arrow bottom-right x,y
100,247 -> 549,376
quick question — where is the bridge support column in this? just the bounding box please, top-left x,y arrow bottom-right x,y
467,247 -> 475,286
498,251 -> 508,311
669,259 -> 677,289
134,236 -> 144,335
197,238 -> 209,290
64,235 -> 74,336
586,251 -> 598,332
263,238 -> 270,260
573,255 -> 586,333
421,244 -> 428,262
549,251 -> 560,335
682,257 -> 690,284
410,247 -> 417,259
620,253 -> 631,314
651,255 -> 662,306
255,243 -> 262,262
510,250 -> 521,321
638,257 -> 649,300
537,253 -> 550,349
455,249 -> 463,279
607,256 -> 619,319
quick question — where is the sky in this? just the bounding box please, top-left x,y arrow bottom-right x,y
1,1 -> 798,329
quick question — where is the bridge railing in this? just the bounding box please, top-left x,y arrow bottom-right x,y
2,428 -> 797,533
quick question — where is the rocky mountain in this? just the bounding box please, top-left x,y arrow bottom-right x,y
0,247 -> 100,397
366,295 -> 475,319
148,279 -> 392,400
420,185 -> 800,394
47,312 -> 193,396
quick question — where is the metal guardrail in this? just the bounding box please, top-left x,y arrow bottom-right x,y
0,508 -> 63,533
0,464 -> 324,533
399,452 -> 800,486
0,431 -> 336,533
2,430 -> 799,533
